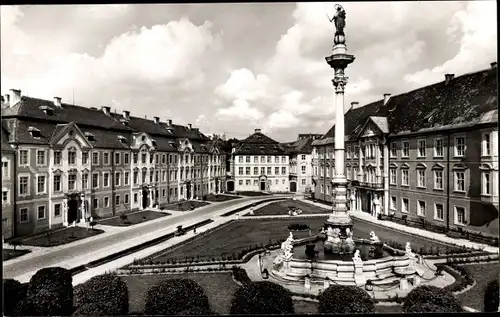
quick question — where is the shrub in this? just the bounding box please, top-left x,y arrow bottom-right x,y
3,279 -> 25,316
24,267 -> 73,316
144,279 -> 210,316
89,221 -> 97,230
403,285 -> 462,313
230,281 -> 294,315
318,285 -> 375,314
74,273 -> 129,315
71,302 -> 115,316
9,239 -> 22,250
232,267 -> 251,284
405,303 -> 451,313
484,279 -> 499,312
178,306 -> 215,315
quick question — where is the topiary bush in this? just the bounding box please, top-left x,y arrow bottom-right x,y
318,285 -> 375,314
18,267 -> 74,316
144,279 -> 210,316
484,279 -> 499,312
403,285 -> 462,313
71,302 -> 115,316
178,306 -> 215,315
230,281 -> 294,315
74,273 -> 128,315
231,266 -> 251,285
3,279 -> 25,316
405,302 -> 455,313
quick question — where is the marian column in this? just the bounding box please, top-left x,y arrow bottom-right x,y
324,4 -> 356,255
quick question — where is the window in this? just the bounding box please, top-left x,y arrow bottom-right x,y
68,150 -> 76,165
417,169 -> 426,188
267,156 -> 272,163
417,200 -> 426,216
482,133 -> 491,156
115,195 -> 120,205
103,172 -> 110,187
301,166 -> 306,174
150,171 -> 154,183
246,180 -> 251,186
35,150 -> 45,166
301,179 -> 306,185
141,153 -> 147,164
275,167 -> 279,175
401,170 -> 409,186
238,156 -> 243,163
54,203 -> 61,217
260,167 -> 265,175
155,154 -> 160,164
54,151 -> 62,165
346,146 -> 351,159
155,170 -> 159,182
134,193 -> 138,204
124,194 -> 130,204
347,168 -> 352,180
92,173 -> 99,188
455,136 -> 466,157
19,176 -> 29,195
389,168 -> 397,185
434,139 -> 443,157
82,152 -> 89,165
68,174 -> 76,191
455,206 -> 466,225
19,208 -> 28,223
282,156 -> 286,163
115,152 -> 121,165
239,180 -> 243,185
2,190 -> 9,204
37,175 -> 46,194
53,175 -> 61,192
37,205 -> 46,220
402,141 -> 410,158
402,198 -> 409,213
417,139 -> 426,157
150,154 -> 154,164
104,197 -> 110,208
253,167 -> 258,175
124,171 -> 130,186
19,150 -> 28,165
115,172 -> 121,186
92,152 -> 99,165
123,153 -> 129,165
282,167 -> 286,175
482,171 -> 491,195
133,171 -> 138,184
238,167 -> 243,175
353,146 -> 359,159
390,143 -> 397,158
434,203 -> 444,221
434,170 -> 443,190
245,167 -> 250,175
301,155 -> 306,160
267,167 -> 272,175
92,198 -> 99,209
390,196 -> 397,210
246,156 -> 250,163
260,156 -> 265,163
133,153 -> 138,164
104,153 -> 110,165
454,171 -> 465,192
321,184 -> 324,193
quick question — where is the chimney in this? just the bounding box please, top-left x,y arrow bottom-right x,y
491,62 -> 497,69
255,128 -> 262,133
383,93 -> 391,105
123,110 -> 130,120
102,106 -> 111,116
167,119 -> 172,126
9,89 -> 21,107
153,116 -> 160,124
444,74 -> 455,85
53,96 -> 62,107
4,94 -> 10,104
350,101 -> 359,110
188,123 -> 192,130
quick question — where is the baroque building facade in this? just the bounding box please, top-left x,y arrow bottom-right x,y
312,63 -> 499,236
1,91 -> 227,237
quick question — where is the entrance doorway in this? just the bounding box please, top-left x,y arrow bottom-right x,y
215,180 -> 219,193
290,181 -> 297,192
155,189 -> 159,206
227,180 -> 234,192
67,194 -> 80,224
142,187 -> 149,209
186,183 -> 191,199
260,181 -> 266,191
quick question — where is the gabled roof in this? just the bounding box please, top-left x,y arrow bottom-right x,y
241,131 -> 279,144
281,135 -> 316,154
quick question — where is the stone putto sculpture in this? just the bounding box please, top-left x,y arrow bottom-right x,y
353,250 -> 363,264
369,231 -> 380,243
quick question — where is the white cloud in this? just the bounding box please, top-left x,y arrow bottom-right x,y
265,110 -> 300,130
215,68 -> 269,101
216,99 -> 264,121
75,4 -> 131,18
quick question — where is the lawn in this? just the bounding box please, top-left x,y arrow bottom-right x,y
97,210 -> 170,227
293,300 -> 403,314
246,199 -> 330,216
3,248 -> 31,261
152,217 -> 459,263
236,191 -> 271,197
165,200 -> 210,211
205,194 -> 241,202
120,272 -> 239,314
20,226 -> 104,247
457,263 -> 499,311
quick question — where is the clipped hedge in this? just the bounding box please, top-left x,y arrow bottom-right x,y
484,279 -> 499,312
74,273 -> 129,315
144,279 -> 210,316
230,281 -> 294,315
287,223 -> 309,231
231,266 -> 251,284
318,285 -> 375,314
403,285 -> 462,313
71,302 -> 116,316
178,306 -> 215,315
405,302 -> 452,313
3,279 -> 25,316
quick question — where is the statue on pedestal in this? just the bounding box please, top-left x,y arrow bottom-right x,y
327,4 -> 346,36
369,231 -> 380,243
405,242 -> 415,258
373,194 -> 381,218
353,250 -> 362,264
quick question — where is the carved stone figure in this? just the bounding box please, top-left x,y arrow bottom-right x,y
328,4 -> 346,35
353,250 -> 362,264
369,231 -> 380,243
405,242 -> 415,258
345,228 -> 354,243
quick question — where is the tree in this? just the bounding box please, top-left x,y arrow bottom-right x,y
230,281 -> 294,315
484,279 -> 499,312
3,279 -> 25,316
318,285 -> 375,314
74,273 -> 129,315
144,279 -> 210,316
71,302 -> 116,316
403,285 -> 462,313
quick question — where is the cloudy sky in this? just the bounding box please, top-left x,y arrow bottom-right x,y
1,2 -> 497,141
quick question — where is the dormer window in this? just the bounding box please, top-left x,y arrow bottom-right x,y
28,126 -> 42,139
118,135 -> 127,144
152,139 -> 158,148
68,130 -> 74,137
119,118 -> 129,126
141,135 -> 146,142
39,105 -> 54,116
84,132 -> 96,142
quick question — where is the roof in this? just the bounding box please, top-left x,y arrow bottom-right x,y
314,64 -> 498,146
1,123 -> 14,153
281,135 -> 316,154
233,131 -> 287,155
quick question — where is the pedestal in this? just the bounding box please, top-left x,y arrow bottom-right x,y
400,277 -> 409,291
354,263 -> 366,286
413,275 -> 421,287
324,279 -> 330,290
304,276 -> 311,290
62,196 -> 68,226
80,193 -> 86,223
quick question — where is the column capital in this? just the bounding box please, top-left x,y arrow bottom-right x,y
332,77 -> 348,91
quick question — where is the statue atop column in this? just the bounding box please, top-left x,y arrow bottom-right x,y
328,4 -> 347,45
